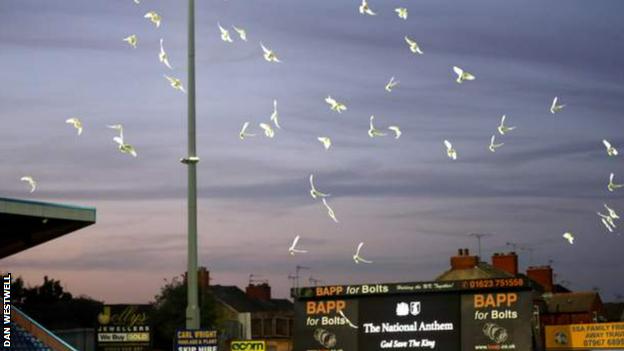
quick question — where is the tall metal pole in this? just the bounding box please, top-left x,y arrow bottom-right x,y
185,0 -> 200,330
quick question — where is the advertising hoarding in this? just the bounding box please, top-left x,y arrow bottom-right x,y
359,294 -> 460,351
295,298 -> 359,351
96,305 -> 151,351
294,278 -> 529,299
175,329 -> 218,351
545,322 -> 624,350
231,340 -> 266,351
294,279 -> 534,351
461,291 -> 533,350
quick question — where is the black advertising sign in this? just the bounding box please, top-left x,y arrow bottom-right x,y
294,279 -> 535,351
295,298 -> 359,351
96,305 -> 151,351
293,278 -> 530,299
359,294 -> 460,351
461,291 -> 532,350
175,329 -> 218,351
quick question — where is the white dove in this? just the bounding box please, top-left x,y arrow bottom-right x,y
288,235 -> 308,256
259,123 -> 275,138
218,22 -> 233,43
488,135 -> 504,152
497,115 -> 516,135
562,232 -> 574,245
602,139 -> 618,157
604,204 -> 620,220
608,172 -> 623,192
164,75 -> 186,93
123,34 -> 137,48
359,0 -> 376,16
108,124 -> 137,157
65,118 -> 83,135
239,122 -> 255,140
444,139 -> 457,160
133,0 -> 140,4
325,96 -> 347,113
270,99 -> 280,129
597,212 -> 616,232
385,76 -> 399,92
260,42 -> 281,63
232,25 -> 247,41
322,198 -> 339,223
453,66 -> 475,84
144,11 -> 161,28
388,126 -> 402,139
395,7 -> 408,20
550,97 -> 565,114
353,242 -> 372,264
20,176 -> 37,193
107,124 -> 124,144
159,38 -> 172,69
404,36 -> 423,55
338,310 -> 358,329
115,139 -> 137,157
309,174 -> 330,199
368,115 -> 387,138
317,137 -> 332,150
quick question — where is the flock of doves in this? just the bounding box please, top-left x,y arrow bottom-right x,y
15,0 -> 622,266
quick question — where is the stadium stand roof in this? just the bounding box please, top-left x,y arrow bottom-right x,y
0,197 -> 96,259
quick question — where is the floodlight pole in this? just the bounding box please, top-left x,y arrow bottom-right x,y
185,0 -> 200,330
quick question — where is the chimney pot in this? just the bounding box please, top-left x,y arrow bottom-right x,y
527,266 -> 554,292
491,252 -> 518,276
246,283 -> 272,301
451,248 -> 478,270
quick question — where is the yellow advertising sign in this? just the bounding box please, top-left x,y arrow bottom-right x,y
231,340 -> 266,351
545,322 -> 624,350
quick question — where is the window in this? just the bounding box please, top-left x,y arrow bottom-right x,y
251,319 -> 262,338
275,318 -> 288,337
263,318 -> 273,336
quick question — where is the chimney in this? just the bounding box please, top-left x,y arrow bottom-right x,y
491,252 -> 519,276
450,248 -> 478,270
184,267 -> 211,290
246,283 -> 271,301
527,266 -> 553,292
198,267 -> 210,290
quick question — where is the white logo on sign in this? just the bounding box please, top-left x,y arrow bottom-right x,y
410,302 -> 421,316
396,302 -> 421,316
396,302 -> 409,316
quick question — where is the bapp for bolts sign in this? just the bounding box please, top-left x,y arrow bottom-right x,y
295,294 -> 460,351
460,292 -> 532,350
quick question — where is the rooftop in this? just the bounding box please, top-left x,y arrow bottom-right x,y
209,285 -> 293,313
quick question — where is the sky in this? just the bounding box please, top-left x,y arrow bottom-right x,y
1,0 -> 623,304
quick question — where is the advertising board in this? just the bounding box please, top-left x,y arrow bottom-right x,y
461,291 -> 532,350
175,329 -> 218,351
231,340 -> 266,351
96,304 -> 151,351
295,298 -> 359,351
359,294 -> 460,351
294,278 -> 529,299
294,279 -> 533,351
545,322 -> 624,350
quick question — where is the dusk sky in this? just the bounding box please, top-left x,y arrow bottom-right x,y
1,0 -> 623,303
